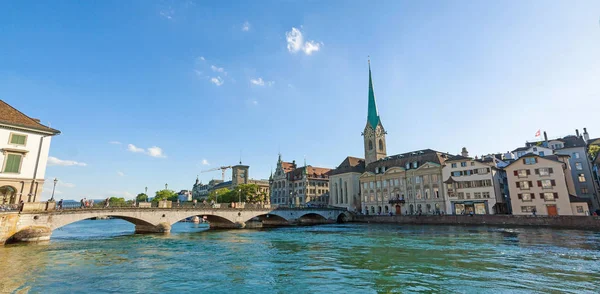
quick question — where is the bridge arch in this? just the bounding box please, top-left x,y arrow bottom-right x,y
47,211 -> 158,231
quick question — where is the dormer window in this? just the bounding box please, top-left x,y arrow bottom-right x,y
405,163 -> 410,169
412,162 -> 418,168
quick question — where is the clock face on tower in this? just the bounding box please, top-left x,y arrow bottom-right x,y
364,127 -> 374,139
375,125 -> 385,137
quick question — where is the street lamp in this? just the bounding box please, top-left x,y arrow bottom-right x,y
50,178 -> 58,202
145,186 -> 148,202
165,183 -> 168,190
239,189 -> 242,204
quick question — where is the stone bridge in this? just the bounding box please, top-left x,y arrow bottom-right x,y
0,206 -> 350,244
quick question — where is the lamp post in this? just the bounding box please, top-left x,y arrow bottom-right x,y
238,189 -> 242,204
165,183 -> 168,190
145,186 -> 148,202
50,178 -> 58,202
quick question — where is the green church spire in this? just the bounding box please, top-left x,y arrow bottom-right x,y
367,59 -> 381,129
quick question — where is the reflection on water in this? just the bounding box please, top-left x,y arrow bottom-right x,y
1,220 -> 600,293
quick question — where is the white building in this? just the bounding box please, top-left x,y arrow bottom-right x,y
511,145 -> 554,159
329,156 -> 365,211
0,100 -> 60,204
442,150 -> 509,215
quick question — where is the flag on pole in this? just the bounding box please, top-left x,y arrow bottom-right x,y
535,129 -> 541,137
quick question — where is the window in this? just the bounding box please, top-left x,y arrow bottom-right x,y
379,139 -> 384,151
434,188 -> 439,198
573,152 -> 580,159
9,133 -> 27,146
451,163 -> 457,168
452,171 -> 461,177
521,193 -> 532,201
577,206 -> 584,213
521,206 -> 536,213
431,174 -> 439,182
406,163 -> 410,170
517,169 -> 529,178
370,182 -> 374,189
483,192 -> 490,198
470,162 -> 475,166
416,190 -> 422,199
457,192 -> 464,199
369,140 -> 373,150
474,192 -> 481,199
376,181 -> 381,188
415,176 -> 422,184
539,151 -> 545,156
466,192 -> 471,199
543,192 -> 556,201
363,183 -> 368,190
412,162 -> 418,168
478,168 -> 489,174
533,147 -> 538,152
581,186 -> 589,194
524,157 -> 537,165
2,153 -> 23,173
575,162 -> 583,170
537,168 -> 552,176
461,162 -> 467,167
425,189 -> 429,199
578,173 -> 586,182
540,179 -> 553,189
393,179 -> 399,186
518,181 -> 531,190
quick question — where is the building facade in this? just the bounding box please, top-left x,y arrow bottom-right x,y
442,151 -> 509,215
328,156 -> 365,212
505,154 -> 588,216
525,130 -> 599,209
0,100 -> 60,204
269,155 -> 331,207
192,164 -> 270,200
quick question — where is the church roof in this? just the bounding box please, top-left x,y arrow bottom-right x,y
0,100 -> 61,134
366,62 -> 381,129
365,149 -> 450,171
288,165 -> 331,180
330,156 -> 365,175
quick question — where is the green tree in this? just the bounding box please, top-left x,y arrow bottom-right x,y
136,193 -> 148,202
235,184 -> 265,203
208,188 -> 234,203
109,197 -> 126,206
589,145 -> 600,161
153,189 -> 177,202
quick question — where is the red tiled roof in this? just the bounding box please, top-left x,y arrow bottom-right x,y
0,100 -> 60,134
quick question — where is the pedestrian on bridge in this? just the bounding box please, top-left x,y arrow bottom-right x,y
58,199 -> 63,210
80,198 -> 85,209
104,198 -> 110,208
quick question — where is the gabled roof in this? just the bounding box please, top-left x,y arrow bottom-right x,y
288,165 -> 331,180
330,156 -> 365,175
281,162 -> 296,173
0,100 -> 60,134
365,149 -> 449,171
445,155 -> 472,162
512,146 -> 530,152
504,153 -> 566,168
526,136 -> 586,149
587,138 -> 600,146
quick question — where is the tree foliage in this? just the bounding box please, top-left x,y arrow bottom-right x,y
208,188 -> 234,203
136,193 -> 148,202
153,189 -> 178,202
108,197 -> 126,206
589,145 -> 600,161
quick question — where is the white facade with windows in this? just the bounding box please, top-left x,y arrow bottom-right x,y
0,100 -> 60,204
442,157 -> 508,215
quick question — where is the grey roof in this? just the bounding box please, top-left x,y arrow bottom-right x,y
445,155 -> 472,162
512,146 -> 530,152
526,135 -> 586,149
365,149 -> 449,171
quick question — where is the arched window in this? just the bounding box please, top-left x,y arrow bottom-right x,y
384,206 -> 389,213
0,186 -> 17,204
417,204 -> 422,213
371,206 -> 375,214
334,183 -> 339,204
368,140 -> 373,150
344,181 -> 348,204
435,203 -> 440,213
426,204 -> 432,213
379,139 -> 384,151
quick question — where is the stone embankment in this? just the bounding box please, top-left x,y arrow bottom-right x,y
352,214 -> 600,230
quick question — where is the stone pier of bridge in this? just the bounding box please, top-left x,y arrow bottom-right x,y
0,204 -> 349,245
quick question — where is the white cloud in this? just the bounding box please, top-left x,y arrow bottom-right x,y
211,65 -> 225,73
127,144 -> 145,153
109,141 -> 122,145
211,76 -> 224,86
303,41 -> 321,55
202,159 -> 210,165
250,77 -> 274,86
47,156 -> 87,167
147,146 -> 166,158
127,144 -> 167,158
117,171 -> 125,177
242,21 -> 250,32
160,7 -> 174,20
199,56 -> 205,61
285,27 -> 322,55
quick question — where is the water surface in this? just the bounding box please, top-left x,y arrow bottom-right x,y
1,220 -> 599,293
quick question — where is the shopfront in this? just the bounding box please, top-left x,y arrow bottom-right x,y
452,201 -> 488,215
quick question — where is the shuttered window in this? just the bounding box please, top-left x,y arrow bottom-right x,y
9,134 -> 27,145
3,154 -> 22,173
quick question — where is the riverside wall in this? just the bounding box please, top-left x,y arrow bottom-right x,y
352,214 -> 600,230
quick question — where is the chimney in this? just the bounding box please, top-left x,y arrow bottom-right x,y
543,131 -> 548,147
576,129 -> 580,137
583,128 -> 590,143
461,147 -> 469,157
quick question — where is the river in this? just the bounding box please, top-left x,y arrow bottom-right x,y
1,220 -> 599,293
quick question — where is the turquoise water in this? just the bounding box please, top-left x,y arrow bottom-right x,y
1,220 -> 600,293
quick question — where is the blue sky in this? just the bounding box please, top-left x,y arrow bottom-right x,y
1,1 -> 599,200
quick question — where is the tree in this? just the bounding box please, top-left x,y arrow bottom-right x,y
153,189 -> 177,202
136,193 -> 148,202
109,197 -> 126,206
589,145 -> 600,161
208,188 -> 234,203
235,184 -> 265,203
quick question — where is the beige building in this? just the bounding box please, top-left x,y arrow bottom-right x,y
0,100 -> 60,204
269,155 -> 331,207
329,156 -> 365,212
442,148 -> 509,215
360,149 -> 449,215
505,154 -> 589,215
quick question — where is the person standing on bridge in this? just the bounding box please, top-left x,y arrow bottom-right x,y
58,199 -> 63,210
193,199 -> 197,208
104,197 -> 110,208
80,198 -> 85,209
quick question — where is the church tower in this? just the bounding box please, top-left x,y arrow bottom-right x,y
362,60 -> 387,166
